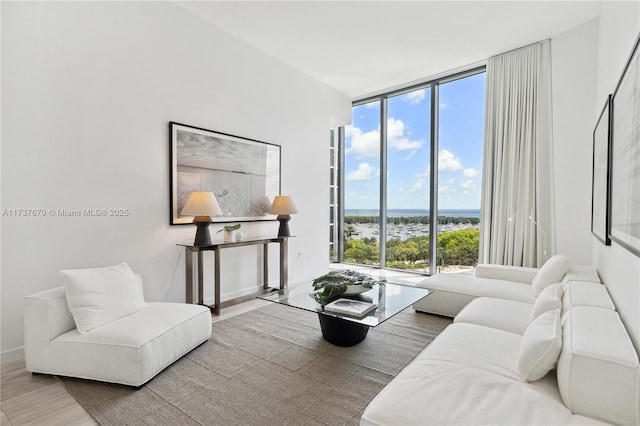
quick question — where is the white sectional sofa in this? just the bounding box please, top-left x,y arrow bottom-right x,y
412,257 -> 596,316
24,264 -> 212,387
362,263 -> 640,425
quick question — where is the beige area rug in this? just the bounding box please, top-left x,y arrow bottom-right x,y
59,303 -> 451,426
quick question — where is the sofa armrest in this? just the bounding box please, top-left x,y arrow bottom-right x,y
25,286 -> 76,372
25,286 -> 76,340
475,264 -> 539,284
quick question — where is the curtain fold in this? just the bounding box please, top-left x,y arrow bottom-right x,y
479,41 -> 555,268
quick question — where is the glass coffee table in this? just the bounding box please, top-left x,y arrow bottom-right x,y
258,280 -> 432,347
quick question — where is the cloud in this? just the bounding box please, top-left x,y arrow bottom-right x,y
387,118 -> 423,150
402,150 -> 418,161
346,163 -> 375,181
415,166 -> 430,178
403,89 -> 426,105
463,168 -> 478,178
460,179 -> 476,189
438,149 -> 463,172
345,126 -> 380,157
410,179 -> 426,193
346,118 -> 423,158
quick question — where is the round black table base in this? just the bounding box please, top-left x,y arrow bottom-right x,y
318,313 -> 370,346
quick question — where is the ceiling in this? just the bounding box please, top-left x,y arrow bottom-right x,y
177,1 -> 602,98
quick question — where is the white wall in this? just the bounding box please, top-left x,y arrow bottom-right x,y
1,1 -> 351,361
540,4 -> 640,352
593,1 -> 640,351
551,18 -> 599,265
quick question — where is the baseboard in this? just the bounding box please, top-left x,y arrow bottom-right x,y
204,284 -> 265,306
1,346 -> 24,364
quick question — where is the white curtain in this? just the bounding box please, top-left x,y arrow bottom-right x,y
479,40 -> 555,268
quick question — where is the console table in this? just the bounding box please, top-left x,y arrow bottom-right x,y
177,236 -> 291,315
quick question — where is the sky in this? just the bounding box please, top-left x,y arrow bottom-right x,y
344,72 -> 486,211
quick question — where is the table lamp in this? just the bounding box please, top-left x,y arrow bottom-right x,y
269,195 -> 298,237
181,192 -> 222,245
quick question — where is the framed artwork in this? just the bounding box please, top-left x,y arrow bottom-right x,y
170,122 -> 281,225
610,33 -> 640,257
591,95 -> 612,245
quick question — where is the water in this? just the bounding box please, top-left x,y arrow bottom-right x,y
345,209 -> 480,241
345,209 -> 480,218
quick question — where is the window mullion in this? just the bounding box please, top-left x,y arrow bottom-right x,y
429,84 -> 439,274
337,127 -> 345,263
379,97 -> 388,268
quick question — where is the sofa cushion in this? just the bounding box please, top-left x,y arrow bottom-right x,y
61,263 -> 148,334
518,309 -> 562,382
420,323 -> 522,380
454,298 -> 532,335
415,273 -> 535,301
475,264 -> 539,284
557,306 -> 640,425
531,254 -> 569,295
531,282 -> 563,321
360,358 -> 588,426
561,281 -> 615,315
414,272 -> 536,317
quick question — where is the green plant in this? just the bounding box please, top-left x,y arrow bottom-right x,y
311,270 -> 377,302
217,223 -> 241,233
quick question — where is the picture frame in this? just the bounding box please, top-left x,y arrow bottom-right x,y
170,122 -> 281,225
609,33 -> 640,257
591,95 -> 612,245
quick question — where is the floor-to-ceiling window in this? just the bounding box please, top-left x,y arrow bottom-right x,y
385,88 -> 431,271
343,100 -> 381,265
338,68 -> 485,274
436,73 -> 485,272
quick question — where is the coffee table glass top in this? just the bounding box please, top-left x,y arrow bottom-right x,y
258,281 -> 431,327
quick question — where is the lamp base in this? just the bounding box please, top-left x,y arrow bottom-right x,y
193,215 -> 213,246
276,214 -> 291,237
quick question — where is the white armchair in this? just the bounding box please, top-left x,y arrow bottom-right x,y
24,264 -> 212,387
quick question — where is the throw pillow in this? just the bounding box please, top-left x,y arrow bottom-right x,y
531,254 -> 569,295
530,282 -> 563,321
62,262 -> 148,334
518,309 -> 562,382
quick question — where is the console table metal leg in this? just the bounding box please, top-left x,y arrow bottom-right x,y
280,238 -> 288,289
185,248 -> 193,303
197,250 -> 204,305
263,244 -> 269,290
179,236 -> 292,313
213,248 -> 221,315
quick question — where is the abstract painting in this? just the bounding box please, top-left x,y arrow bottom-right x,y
610,33 -> 640,256
170,122 -> 281,225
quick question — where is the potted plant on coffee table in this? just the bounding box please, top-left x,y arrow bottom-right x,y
311,270 -> 378,303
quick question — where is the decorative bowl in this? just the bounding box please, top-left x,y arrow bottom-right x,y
342,284 -> 372,295
310,270 -> 378,303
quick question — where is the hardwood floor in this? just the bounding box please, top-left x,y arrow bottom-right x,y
1,360 -> 97,426
1,266 -> 426,425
